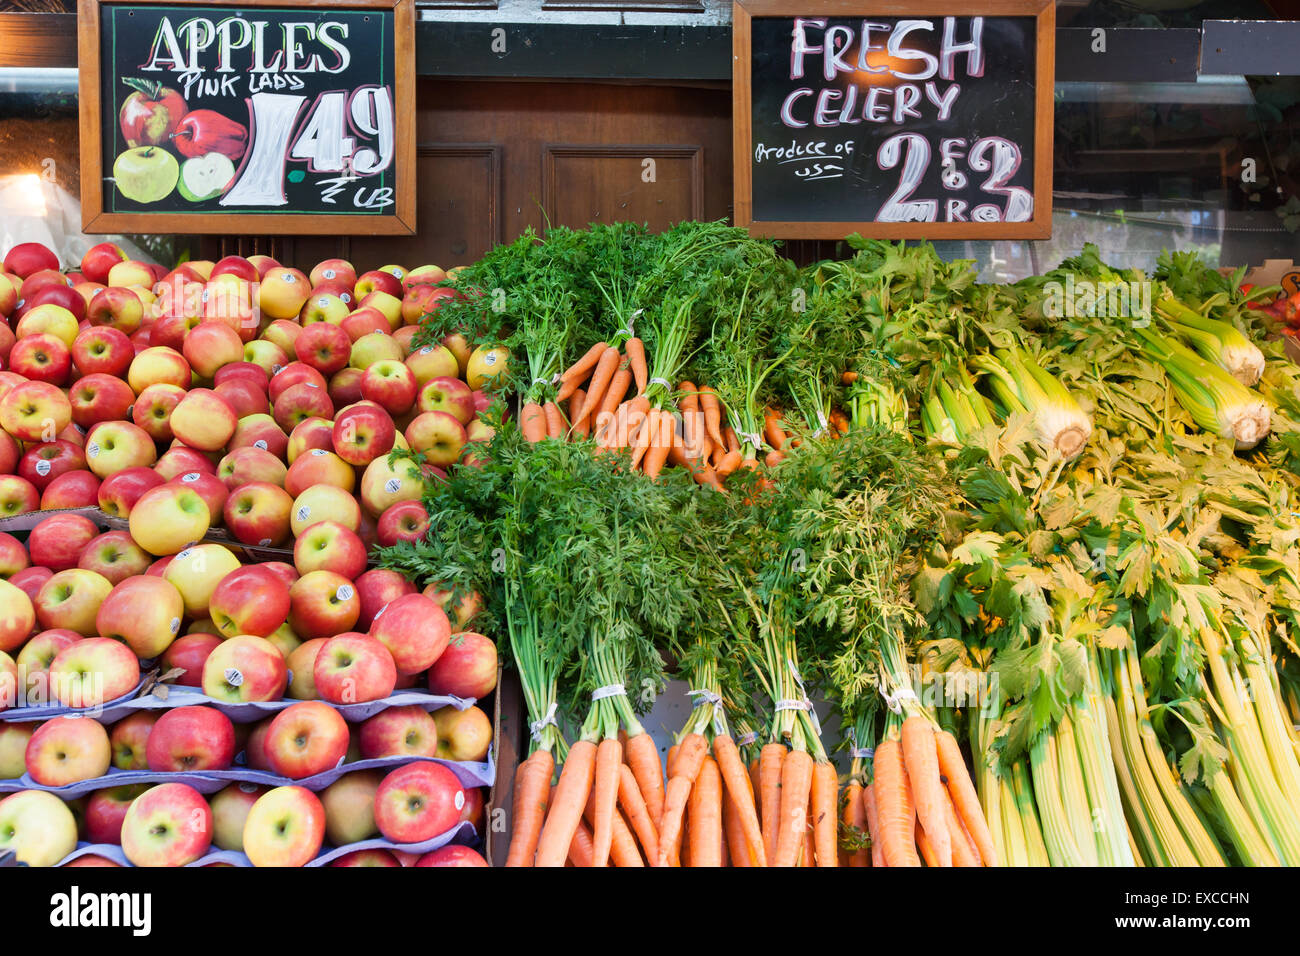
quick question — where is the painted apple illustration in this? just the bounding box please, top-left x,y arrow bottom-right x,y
119,78 -> 188,148
113,147 -> 179,204
171,111 -> 248,162
178,153 -> 237,203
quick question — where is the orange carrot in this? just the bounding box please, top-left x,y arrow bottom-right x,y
748,758 -> 761,811
568,815 -> 595,867
655,775 -> 693,866
773,749 -> 814,867
678,383 -> 702,458
642,409 -> 675,480
915,819 -> 940,867
699,385 -> 724,448
723,788 -> 751,866
671,733 -> 708,782
505,748 -> 554,867
569,389 -> 589,439
715,449 -> 743,478
624,731 -> 665,830
763,407 -> 788,451
863,783 -> 884,867
543,401 -> 564,439
687,756 -> 723,867
758,743 -> 784,863
618,762 -> 660,863
589,737 -> 623,867
810,760 -> 839,867
902,716 -> 950,867
712,734 -> 766,866
559,341 -> 607,387
534,739 -> 597,867
666,743 -> 679,779
629,405 -> 657,470
765,450 -> 785,468
944,786 -> 982,866
608,808 -> 644,867
521,402 -> 547,443
873,739 -> 921,867
841,370 -> 859,385
723,426 -> 739,454
936,729 -> 997,866
801,794 -> 815,866
571,346 -> 620,430
842,780 -> 869,867
625,336 -> 648,395
598,366 -> 632,424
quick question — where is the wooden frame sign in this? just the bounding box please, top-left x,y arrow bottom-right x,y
78,0 -> 416,234
733,1 -> 1055,239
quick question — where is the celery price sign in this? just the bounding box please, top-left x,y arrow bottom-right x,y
99,4 -> 397,219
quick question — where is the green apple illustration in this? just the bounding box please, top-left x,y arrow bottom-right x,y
113,146 -> 179,203
177,151 -> 236,202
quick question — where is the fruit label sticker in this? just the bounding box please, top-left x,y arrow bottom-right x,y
384,477 -> 402,493
35,460 -> 51,477
82,0 -> 415,235
336,585 -> 354,601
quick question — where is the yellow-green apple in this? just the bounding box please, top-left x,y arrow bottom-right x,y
8,333 -> 71,385
294,320 -> 351,376
340,307 -> 390,343
416,845 -> 487,867
0,532 -> 27,579
0,790 -> 78,866
223,481 -> 293,547
146,705 -> 235,771
15,628 -> 79,704
129,484 -> 211,556
25,714 -> 112,786
332,402 -> 396,466
242,785 -> 324,867
210,255 -> 259,283
84,420 -> 157,477
405,410 -> 466,466
290,484 -> 361,536
359,454 -> 425,518
0,280 -> 14,320
106,259 -> 152,288
360,359 -> 417,417
202,634 -> 287,703
285,637 -> 327,700
155,445 -> 218,481
299,291 -> 349,326
374,761 -> 465,843
109,711 -> 157,769
359,290 -> 402,330
95,575 -> 184,658
285,448 -> 353,497
246,255 -> 278,279
209,565 -> 290,639
289,570 -> 360,641
310,259 -> 357,289
187,617 -> 219,636
358,704 -> 437,759
404,343 -> 459,386
81,241 -> 128,284
402,264 -> 446,292
120,782 -> 213,867
78,531 -> 151,585
417,375 -> 475,424
320,768 -> 380,843
160,632 -> 220,688
286,415 -> 334,462
379,264 -> 408,280
69,374 -> 133,430
0,475 -> 39,519
217,445 -> 286,490
163,544 -> 241,618
0,723 -> 34,776
16,304 -> 78,346
229,413 -> 289,459
72,281 -> 106,309
293,521 -> 367,579
97,466 -> 165,519
0,380 -> 71,442
258,268 -> 311,321
131,382 -> 185,441
440,333 -> 472,377
243,338 -> 288,376
355,567 -> 416,630
28,513 -> 99,572
466,344 -> 510,391
261,319 -> 301,358
169,470 -> 228,522
85,783 -> 150,844
210,782 -> 267,851
127,345 -> 191,392
332,848 -> 401,867
87,286 -> 145,334
265,700 -> 349,778
312,632 -> 395,705
354,269 -> 402,300
72,326 -> 133,379
182,321 -> 244,378
35,569 -> 112,636
433,704 -> 492,762
428,632 -> 498,699
41,470 -> 101,511
7,567 -> 50,608
214,376 -> 269,419
329,366 -> 365,407
18,440 -> 86,494
273,381 -> 334,432
264,621 -> 301,660
170,388 -> 237,451
188,260 -> 215,280
349,330 -> 402,368
368,593 -> 450,676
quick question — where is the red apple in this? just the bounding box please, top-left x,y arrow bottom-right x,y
0,475 -> 39,519
0,380 -> 71,442
357,704 -> 437,759
415,845 -> 488,867
25,714 -> 111,786
373,761 -> 465,843
201,634 -> 288,703
286,415 -> 334,462
427,631 -> 498,700
0,533 -> 28,579
208,564 -> 291,639
84,420 -> 157,478
228,414 -> 289,459
35,568 -> 112,636
8,333 -> 71,385
95,574 -> 185,658
160,632 -> 221,688
264,700 -> 349,779
310,259 -> 357,289
417,376 -> 476,425
28,513 -> 99,572
84,784 -> 150,844
8,567 -> 51,608
41,470 -> 101,510
80,242 -> 128,285
69,373 -> 134,428
313,631 -> 395,704
273,381 -> 334,433
214,378 -> 269,419
120,782 -> 213,867
131,382 -> 186,442
78,531 -> 151,585
154,445 -> 217,481
295,321 -> 351,376
368,593 -> 451,676
210,255 -> 259,283
242,785 -> 325,867
109,711 -> 157,770
18,440 -> 86,493
331,402 -> 396,466
4,242 -> 59,278
331,848 -> 401,867
354,567 -> 416,631
340,308 -> 390,343
183,321 -> 245,379
146,705 -> 236,771
168,470 -> 228,523
405,410 -> 467,466
354,270 -> 402,300
223,481 -> 293,547
294,521 -> 367,579
97,466 -> 165,519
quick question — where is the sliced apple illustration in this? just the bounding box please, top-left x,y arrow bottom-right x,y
178,152 -> 237,203
113,146 -> 179,204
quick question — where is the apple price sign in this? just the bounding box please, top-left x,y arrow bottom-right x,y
81,0 -> 415,234
732,1 -> 1055,239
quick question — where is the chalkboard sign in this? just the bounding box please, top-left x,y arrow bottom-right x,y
733,0 -> 1055,239
78,0 -> 415,235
